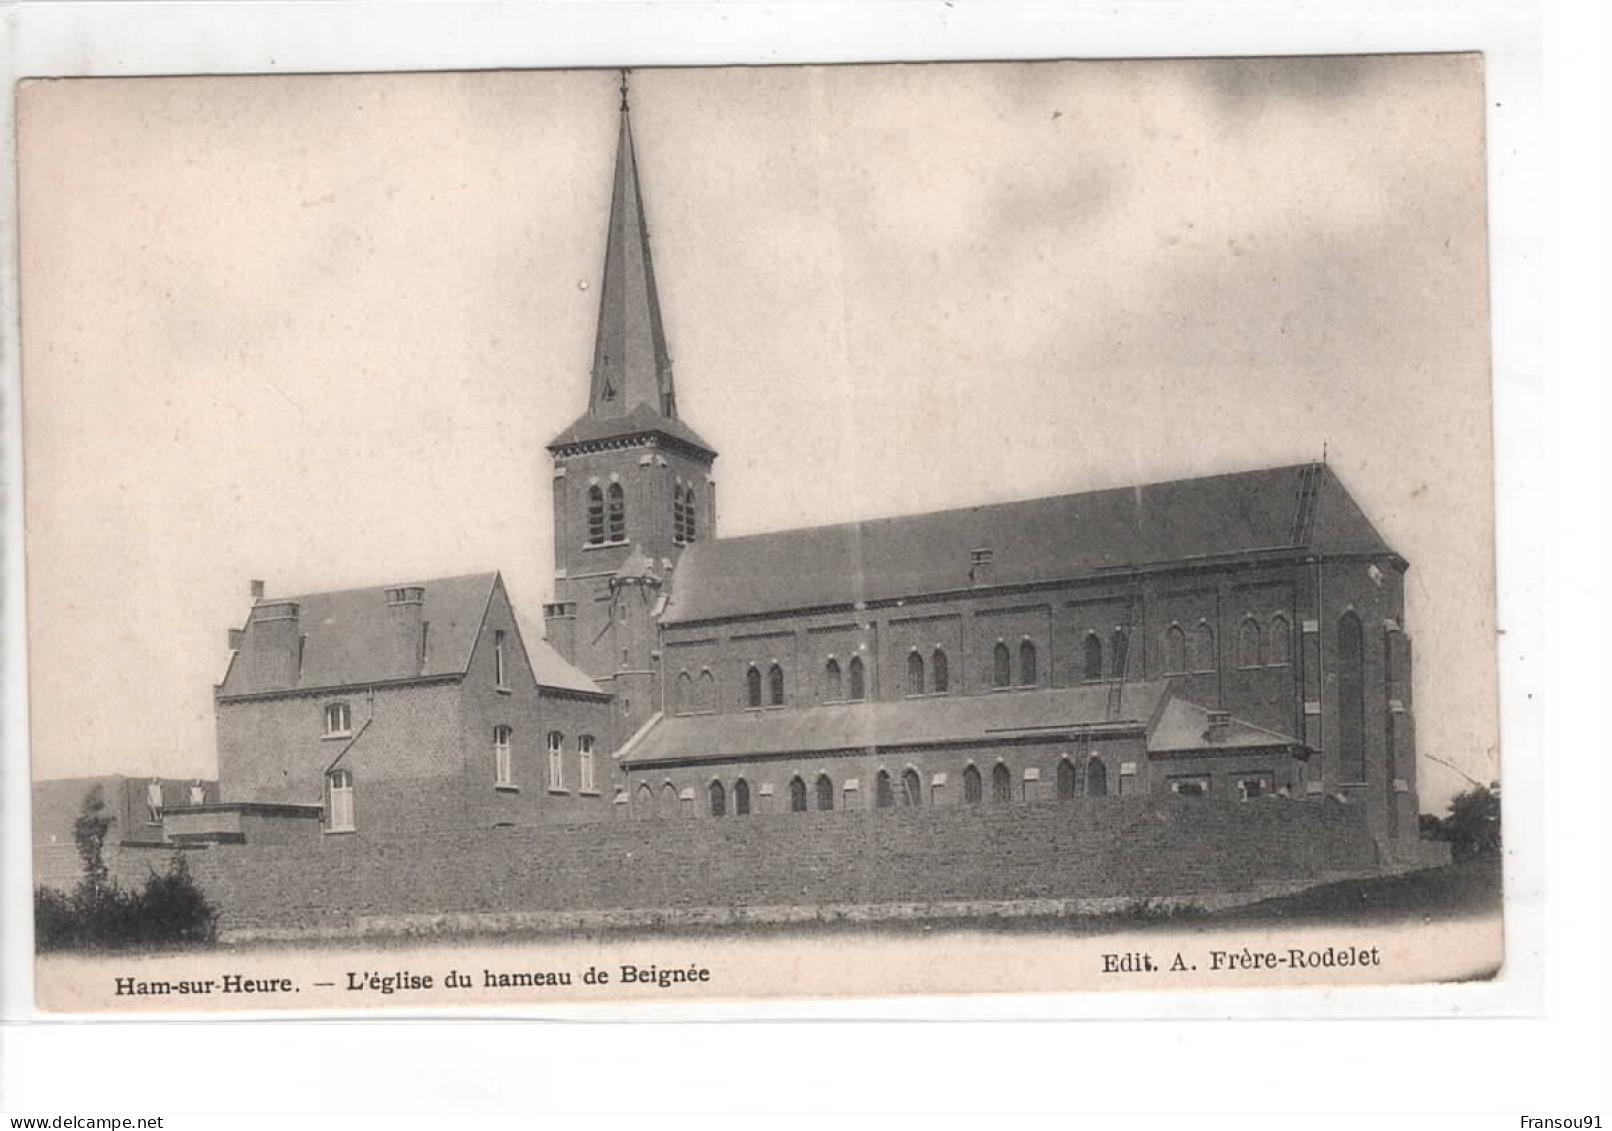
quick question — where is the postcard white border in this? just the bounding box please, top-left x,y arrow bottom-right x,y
0,0 -> 1590,1118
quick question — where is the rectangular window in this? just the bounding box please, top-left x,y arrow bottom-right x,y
327,770 -> 355,832
493,726 -> 513,787
547,732 -> 564,791
579,735 -> 596,793
323,702 -> 352,738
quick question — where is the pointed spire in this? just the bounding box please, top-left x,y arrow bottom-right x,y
587,69 -> 676,423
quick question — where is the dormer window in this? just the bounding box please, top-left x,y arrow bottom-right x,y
323,702 -> 352,738
385,586 -> 424,605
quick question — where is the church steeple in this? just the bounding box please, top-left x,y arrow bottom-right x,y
550,71 -> 713,457
544,72 -> 718,725
588,71 -> 674,420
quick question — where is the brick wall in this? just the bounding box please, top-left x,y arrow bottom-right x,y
86,797 -> 1377,933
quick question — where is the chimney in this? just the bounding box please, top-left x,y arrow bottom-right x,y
246,600 -> 301,687
969,548 -> 995,588
1207,710 -> 1232,744
544,600 -> 578,663
384,586 -> 427,675
227,628 -> 244,651
250,579 -> 266,600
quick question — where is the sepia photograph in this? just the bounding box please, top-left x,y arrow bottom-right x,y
16,56 -> 1502,1013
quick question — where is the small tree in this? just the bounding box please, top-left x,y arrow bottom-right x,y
1444,782 -> 1501,861
72,784 -> 113,891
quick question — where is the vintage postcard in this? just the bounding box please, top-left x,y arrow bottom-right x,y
16,57 -> 1501,1014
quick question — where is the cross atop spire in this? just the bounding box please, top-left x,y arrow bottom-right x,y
549,74 -> 715,458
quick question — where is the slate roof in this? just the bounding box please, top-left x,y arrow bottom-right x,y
1147,697 -> 1301,756
663,463 -> 1393,624
548,402 -> 716,457
621,681 -> 1174,766
218,572 -> 601,698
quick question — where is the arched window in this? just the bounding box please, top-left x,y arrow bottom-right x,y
685,486 -> 698,542
816,774 -> 835,812
326,769 -> 355,832
606,482 -> 626,542
1086,757 -> 1108,798
697,670 -> 716,713
824,659 -> 842,701
586,485 -> 605,545
963,764 -> 982,804
659,782 -> 678,818
875,770 -> 895,809
789,776 -> 808,813
993,642 -> 1012,688
1268,614 -> 1293,666
901,768 -> 923,807
1237,617 -> 1262,669
1083,634 -> 1104,681
746,665 -> 763,708
1019,640 -> 1038,686
734,778 -> 751,816
1191,622 -> 1217,672
708,779 -> 726,817
1057,758 -> 1078,799
848,656 -> 866,700
547,731 -> 564,790
768,663 -> 785,706
674,671 -> 693,715
635,782 -> 653,817
493,725 -> 513,787
1111,628 -> 1130,678
673,487 -> 688,545
1337,611 -> 1367,782
1163,625 -> 1188,675
992,762 -> 1013,803
907,651 -> 925,695
932,649 -> 950,694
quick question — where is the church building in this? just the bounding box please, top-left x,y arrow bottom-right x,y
206,79 -> 1423,854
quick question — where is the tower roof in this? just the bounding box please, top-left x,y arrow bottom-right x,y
551,75 -> 715,458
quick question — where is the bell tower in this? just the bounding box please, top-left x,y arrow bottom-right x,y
544,72 -> 718,732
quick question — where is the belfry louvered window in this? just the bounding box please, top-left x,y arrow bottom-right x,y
586,486 -> 606,545
606,483 -> 626,542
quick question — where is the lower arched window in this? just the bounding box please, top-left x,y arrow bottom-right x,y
816,774 -> 834,812
734,778 -> 751,816
1057,758 -> 1078,799
1086,758 -> 1108,798
789,776 -> 808,813
709,779 -> 726,817
992,762 -> 1013,803
932,649 -> 950,694
746,666 -> 763,708
901,768 -> 922,807
636,782 -> 653,817
848,656 -> 866,700
659,782 -> 678,818
1163,626 -> 1188,675
875,770 -> 895,809
768,663 -> 785,706
963,764 -> 982,804
326,769 -> 355,832
824,659 -> 842,701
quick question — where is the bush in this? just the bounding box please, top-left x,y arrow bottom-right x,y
1420,782 -> 1501,862
35,787 -> 218,951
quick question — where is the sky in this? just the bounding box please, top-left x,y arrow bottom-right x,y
17,58 -> 1495,808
